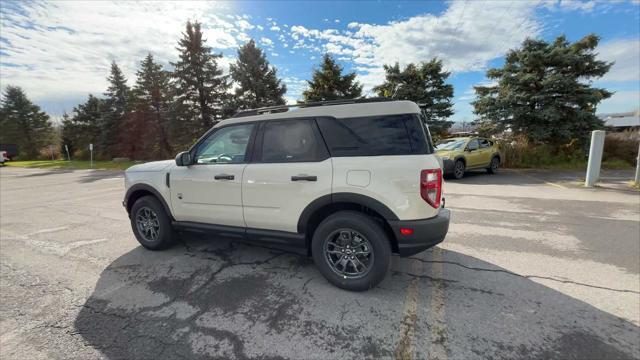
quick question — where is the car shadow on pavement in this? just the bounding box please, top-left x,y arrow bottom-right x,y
11,168 -> 122,183
73,235 -> 639,360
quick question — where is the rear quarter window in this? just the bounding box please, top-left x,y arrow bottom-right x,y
316,114 -> 431,157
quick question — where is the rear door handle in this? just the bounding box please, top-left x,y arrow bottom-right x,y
291,175 -> 317,181
214,174 -> 234,180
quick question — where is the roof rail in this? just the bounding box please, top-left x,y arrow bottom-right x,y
231,97 -> 395,118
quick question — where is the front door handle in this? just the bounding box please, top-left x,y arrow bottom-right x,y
214,174 -> 234,180
291,175 -> 317,181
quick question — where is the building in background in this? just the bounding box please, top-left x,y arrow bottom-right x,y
598,111 -> 640,131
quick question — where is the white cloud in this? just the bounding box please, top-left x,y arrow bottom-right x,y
542,0 -> 597,12
596,38 -> 640,82
271,52 -> 279,57
0,1 -> 244,103
334,19 -> 341,23
260,37 -> 274,49
282,76 -> 307,101
235,19 -> 254,31
289,1 -> 540,92
270,25 -> 281,32
256,25 -> 264,31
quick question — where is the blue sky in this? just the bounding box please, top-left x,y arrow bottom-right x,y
1,0 -> 639,124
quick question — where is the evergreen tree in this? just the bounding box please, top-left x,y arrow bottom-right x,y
101,61 -> 130,158
230,40 -> 286,109
0,86 -> 53,158
303,54 -> 362,102
374,59 -> 454,136
130,53 -> 174,158
60,112 -> 75,157
61,95 -> 102,159
172,21 -> 231,144
472,34 -> 612,144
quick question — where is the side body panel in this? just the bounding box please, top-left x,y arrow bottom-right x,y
242,159 -> 333,233
331,155 -> 441,221
124,169 -> 173,212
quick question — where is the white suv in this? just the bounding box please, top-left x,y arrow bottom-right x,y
123,99 -> 450,291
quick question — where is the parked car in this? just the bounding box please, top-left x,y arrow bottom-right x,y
0,144 -> 18,160
0,150 -> 7,166
123,99 -> 450,291
436,137 -> 501,179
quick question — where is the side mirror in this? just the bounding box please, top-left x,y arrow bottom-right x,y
175,151 -> 191,166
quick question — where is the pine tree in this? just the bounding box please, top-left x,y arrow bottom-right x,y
130,53 -> 174,158
303,54 -> 363,102
101,61 -> 130,158
0,86 -> 53,158
61,95 -> 102,159
374,59 -> 454,136
472,34 -> 612,144
230,39 -> 286,109
172,21 -> 231,144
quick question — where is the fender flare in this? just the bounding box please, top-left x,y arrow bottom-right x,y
453,155 -> 466,165
297,192 -> 398,233
124,183 -> 175,221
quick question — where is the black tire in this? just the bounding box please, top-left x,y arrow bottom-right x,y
130,195 -> 176,250
453,159 -> 466,179
487,156 -> 500,174
311,211 -> 391,291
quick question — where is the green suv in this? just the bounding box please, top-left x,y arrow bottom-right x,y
435,137 -> 501,179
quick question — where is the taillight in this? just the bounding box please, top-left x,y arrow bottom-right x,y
420,169 -> 442,209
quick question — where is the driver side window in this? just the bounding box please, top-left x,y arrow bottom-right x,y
194,123 -> 255,164
467,139 -> 479,150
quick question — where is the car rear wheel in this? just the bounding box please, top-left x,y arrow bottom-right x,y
312,211 -> 391,291
130,195 -> 176,250
453,160 -> 466,179
487,156 -> 500,174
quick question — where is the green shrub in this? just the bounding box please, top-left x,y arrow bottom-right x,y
498,138 -> 586,169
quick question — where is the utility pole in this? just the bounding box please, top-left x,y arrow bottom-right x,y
635,143 -> 640,186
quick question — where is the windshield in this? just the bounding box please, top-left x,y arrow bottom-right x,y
435,139 -> 467,151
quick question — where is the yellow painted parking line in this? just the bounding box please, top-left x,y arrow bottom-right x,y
395,259 -> 422,359
427,247 -> 448,360
513,170 -> 568,189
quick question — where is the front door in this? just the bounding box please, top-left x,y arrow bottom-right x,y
170,123 -> 256,226
465,138 -> 483,167
242,118 -> 332,233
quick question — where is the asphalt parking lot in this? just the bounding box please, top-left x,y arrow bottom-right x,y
1,166 -> 639,360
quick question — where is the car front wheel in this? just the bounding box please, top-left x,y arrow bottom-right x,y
130,195 -> 176,250
312,211 -> 391,291
453,160 -> 466,179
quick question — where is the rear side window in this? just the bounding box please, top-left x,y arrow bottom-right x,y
258,119 -> 329,163
316,114 -> 431,157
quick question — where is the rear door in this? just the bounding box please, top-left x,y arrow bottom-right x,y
242,118 -> 332,233
478,138 -> 493,166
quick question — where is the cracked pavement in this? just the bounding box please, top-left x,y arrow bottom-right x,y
1,166 -> 639,359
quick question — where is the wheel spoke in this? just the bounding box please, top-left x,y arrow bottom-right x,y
324,229 -> 374,278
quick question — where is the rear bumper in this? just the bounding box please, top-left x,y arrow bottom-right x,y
389,208 -> 450,257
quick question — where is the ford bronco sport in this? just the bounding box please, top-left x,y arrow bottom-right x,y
123,99 -> 450,291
